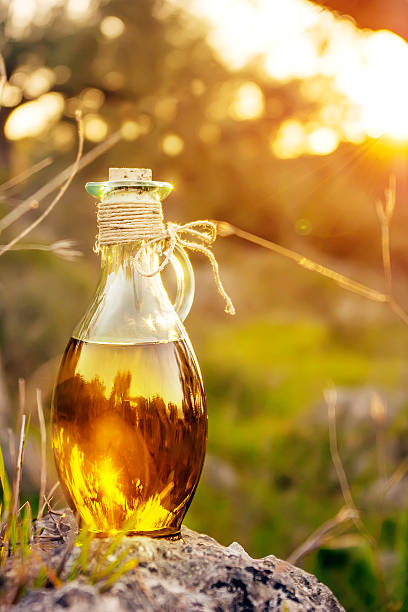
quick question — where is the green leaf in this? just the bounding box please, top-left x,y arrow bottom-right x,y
0,445 -> 11,515
20,503 -> 32,559
9,516 -> 17,556
99,559 -> 138,592
67,527 -> 94,581
33,566 -> 48,588
90,546 -> 137,584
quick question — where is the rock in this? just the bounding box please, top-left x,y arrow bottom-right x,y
12,511 -> 344,612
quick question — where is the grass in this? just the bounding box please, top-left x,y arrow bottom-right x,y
0,385 -> 139,607
185,317 -> 408,612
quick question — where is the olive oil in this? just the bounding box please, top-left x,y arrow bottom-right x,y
51,338 -> 207,536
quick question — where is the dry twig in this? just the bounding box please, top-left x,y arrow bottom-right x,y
0,53 -> 7,110
384,457 -> 408,496
56,527 -> 77,579
38,481 -> 60,519
370,392 -> 388,483
0,157 -> 53,194
0,130 -> 120,233
216,221 -> 387,303
36,389 -> 47,521
325,387 -> 355,511
376,174 -> 395,296
286,506 -> 358,565
215,177 -> 408,328
324,386 -> 388,602
18,377 -> 25,418
11,414 -> 27,519
0,112 -> 84,257
0,239 -> 83,261
325,387 -> 377,547
7,426 -> 15,469
11,379 -> 28,518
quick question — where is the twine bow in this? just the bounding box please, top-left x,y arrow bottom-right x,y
135,220 -> 235,315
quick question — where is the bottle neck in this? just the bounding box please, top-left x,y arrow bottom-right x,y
97,188 -> 165,252
74,184 -> 186,344
98,241 -> 167,311
73,238 -> 182,344
100,241 -> 158,277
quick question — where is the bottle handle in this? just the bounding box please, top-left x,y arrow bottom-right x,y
169,244 -> 195,322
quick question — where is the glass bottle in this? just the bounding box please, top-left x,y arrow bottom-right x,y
51,168 -> 207,537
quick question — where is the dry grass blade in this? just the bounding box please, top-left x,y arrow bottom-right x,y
325,387 -> 355,511
0,53 -> 6,110
0,112 -> 84,257
0,130 -> 120,233
7,427 -> 16,469
18,377 -> 25,417
0,198 -> 39,232
286,506 -> 359,565
286,386 -> 388,599
384,457 -> 408,495
370,393 -> 388,483
48,239 -> 82,261
388,296 -> 408,326
40,500 -> 66,542
38,481 -> 60,519
376,175 -> 395,296
56,527 -> 77,579
0,157 -> 53,194
216,177 -> 408,330
0,195 -> 29,206
385,174 -> 396,221
12,378 -> 28,520
36,389 -> 47,521
325,387 -> 379,555
11,414 -> 27,519
215,221 -> 388,303
0,239 -> 83,261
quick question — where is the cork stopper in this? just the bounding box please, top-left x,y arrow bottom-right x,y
109,168 -> 153,181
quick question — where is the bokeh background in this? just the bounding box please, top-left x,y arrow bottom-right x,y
1,1 -> 408,609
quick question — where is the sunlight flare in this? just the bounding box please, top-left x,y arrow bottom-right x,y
167,0 -> 408,150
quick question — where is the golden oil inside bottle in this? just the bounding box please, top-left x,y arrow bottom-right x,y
51,338 -> 207,536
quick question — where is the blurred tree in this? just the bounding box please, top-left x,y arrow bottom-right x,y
0,0 -> 406,385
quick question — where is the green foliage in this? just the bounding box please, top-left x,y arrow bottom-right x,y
98,560 -> 138,592
397,507 -> 408,612
186,318 -> 408,611
0,434 -> 138,599
32,566 -> 48,589
67,516 -> 139,592
67,527 -> 93,582
0,445 -> 11,518
313,547 -> 379,612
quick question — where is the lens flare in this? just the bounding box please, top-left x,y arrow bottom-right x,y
229,82 -> 265,121
100,16 -> 125,39
161,133 -> 184,156
83,114 -> 108,142
5,92 -> 64,140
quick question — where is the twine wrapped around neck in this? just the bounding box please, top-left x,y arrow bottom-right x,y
96,200 -> 235,315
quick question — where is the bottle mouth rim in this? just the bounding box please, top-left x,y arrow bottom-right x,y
85,180 -> 174,199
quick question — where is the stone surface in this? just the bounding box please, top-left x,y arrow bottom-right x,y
12,511 -> 345,612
